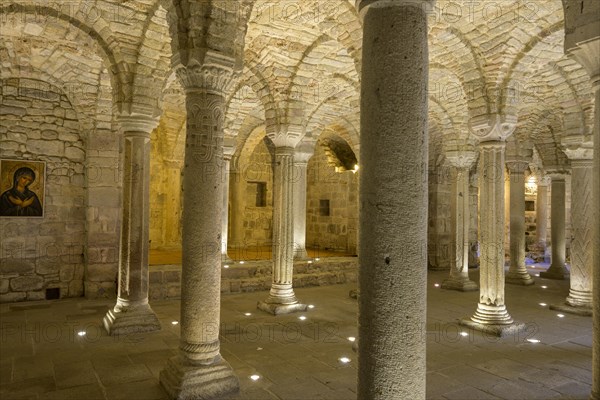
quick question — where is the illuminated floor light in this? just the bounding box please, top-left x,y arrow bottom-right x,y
541,285 -> 548,289
308,260 -> 313,264
171,321 -> 179,325
347,336 -> 356,342
298,315 -> 307,321
527,338 -> 541,343
308,304 -> 315,309
460,332 -> 469,337
315,258 -> 320,261
557,314 -> 565,318
239,261 -> 245,264
535,273 -> 540,277
77,331 -> 86,337
223,265 -> 230,269
434,283 -> 440,288
539,303 -> 547,307
256,347 -> 263,351
250,375 -> 260,381
244,313 -> 252,316
339,357 -> 351,364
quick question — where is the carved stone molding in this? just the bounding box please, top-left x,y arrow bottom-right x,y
117,113 -> 160,136
356,0 -> 436,19
470,114 -> 517,142
562,136 -> 594,161
176,64 -> 239,96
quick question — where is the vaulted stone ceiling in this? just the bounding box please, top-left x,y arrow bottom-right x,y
0,0 -> 595,168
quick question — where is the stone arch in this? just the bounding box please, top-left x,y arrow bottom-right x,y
0,4 -> 127,107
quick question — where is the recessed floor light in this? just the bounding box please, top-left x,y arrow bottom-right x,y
541,285 -> 548,289
308,260 -> 313,264
527,338 -> 541,343
244,313 -> 252,316
347,336 -> 356,342
77,331 -> 86,337
298,316 -> 307,321
434,283 -> 440,288
539,303 -> 547,307
250,375 -> 260,381
239,261 -> 245,264
339,357 -> 351,364
315,258 -> 320,261
223,265 -> 229,269
557,314 -> 565,318
171,321 -> 179,325
308,305 -> 315,309
460,332 -> 468,337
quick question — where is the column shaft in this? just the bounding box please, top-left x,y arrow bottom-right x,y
293,160 -> 309,260
357,2 -> 429,398
221,157 -> 232,262
160,89 -> 239,399
467,141 -> 514,326
257,147 -> 307,314
103,126 -> 160,335
506,163 -> 534,285
592,84 -> 600,400
536,183 -> 548,248
442,166 -> 477,291
541,176 -> 568,279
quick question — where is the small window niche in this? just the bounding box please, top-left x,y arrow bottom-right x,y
319,199 -> 331,216
250,182 -> 267,207
45,288 -> 60,300
525,201 -> 535,211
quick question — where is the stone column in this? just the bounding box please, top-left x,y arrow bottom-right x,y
536,176 -> 549,249
356,0 -> 433,398
160,68 -> 239,399
293,143 -> 314,260
258,146 -> 308,315
568,35 -> 599,400
103,115 -> 161,335
442,141 -> 478,291
460,117 -> 524,337
540,172 -> 569,280
551,138 -> 593,315
505,160 -> 534,285
229,156 -> 245,257
221,143 -> 236,264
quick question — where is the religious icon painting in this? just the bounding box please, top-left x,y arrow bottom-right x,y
0,159 -> 46,218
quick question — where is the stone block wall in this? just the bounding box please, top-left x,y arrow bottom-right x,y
148,257 -> 358,300
0,79 -> 86,302
0,77 -> 121,302
306,144 -> 358,254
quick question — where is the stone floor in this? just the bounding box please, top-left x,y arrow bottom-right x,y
0,265 -> 592,400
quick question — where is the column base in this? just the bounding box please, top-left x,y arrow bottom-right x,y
441,277 -> 478,292
349,289 -> 359,299
469,303 -> 514,325
539,264 -> 569,280
505,271 -> 535,286
549,302 -> 592,317
294,248 -> 310,261
458,318 -> 526,338
103,303 -> 161,335
257,301 -> 308,315
159,355 -> 239,400
221,254 -> 234,264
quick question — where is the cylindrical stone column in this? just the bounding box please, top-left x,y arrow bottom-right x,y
536,177 -> 549,249
551,146 -> 593,315
569,37 -> 599,400
160,81 -> 239,398
356,1 -> 432,398
442,145 -> 477,291
471,141 -> 513,325
540,174 -> 569,280
258,146 -> 307,315
292,146 -> 314,260
229,156 -> 245,258
103,115 -> 161,335
506,160 -> 534,285
221,152 -> 233,263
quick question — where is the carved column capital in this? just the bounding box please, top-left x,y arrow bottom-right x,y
562,135 -> 594,161
443,139 -> 477,169
505,159 -> 529,174
176,64 -> 239,96
469,114 -> 517,142
117,113 -> 159,137
568,38 -> 600,90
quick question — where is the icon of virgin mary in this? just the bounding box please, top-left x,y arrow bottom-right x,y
0,167 -> 43,216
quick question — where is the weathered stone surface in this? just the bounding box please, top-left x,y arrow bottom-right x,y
10,276 -> 44,291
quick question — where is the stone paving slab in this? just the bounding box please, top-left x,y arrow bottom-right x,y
0,268 -> 593,400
